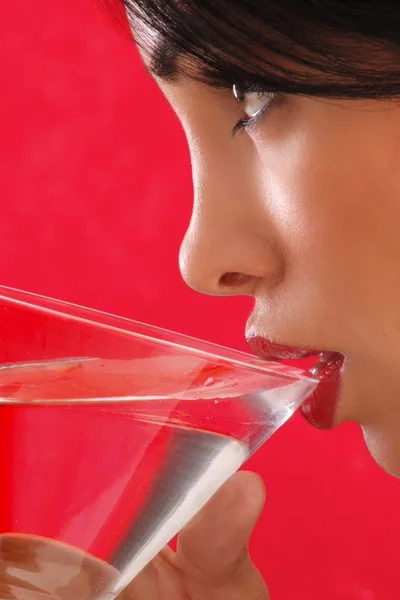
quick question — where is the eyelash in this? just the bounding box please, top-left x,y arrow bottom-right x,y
231,92 -> 283,137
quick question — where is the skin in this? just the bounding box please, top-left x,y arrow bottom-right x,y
117,20 -> 400,597
4,11 -> 400,600
140,60 -> 400,476
120,472 -> 268,600
0,473 -> 269,600
9,17 -> 396,600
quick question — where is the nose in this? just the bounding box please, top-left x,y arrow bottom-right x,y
179,150 -> 285,297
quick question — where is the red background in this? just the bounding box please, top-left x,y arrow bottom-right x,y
1,2 -> 400,598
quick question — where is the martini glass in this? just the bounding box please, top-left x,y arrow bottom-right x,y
0,285 -> 317,600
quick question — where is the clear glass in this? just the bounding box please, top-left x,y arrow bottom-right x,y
0,285 -> 317,600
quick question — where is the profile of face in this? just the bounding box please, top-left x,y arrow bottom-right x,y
127,7 -> 400,477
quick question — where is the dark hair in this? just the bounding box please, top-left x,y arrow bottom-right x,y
114,0 -> 400,100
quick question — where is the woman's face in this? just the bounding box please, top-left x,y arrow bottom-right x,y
136,30 -> 400,476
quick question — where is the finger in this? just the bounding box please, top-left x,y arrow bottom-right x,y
119,548 -> 185,600
176,471 -> 269,599
0,534 -> 119,600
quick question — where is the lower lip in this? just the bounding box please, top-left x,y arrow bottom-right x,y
301,355 -> 345,429
246,335 -> 344,429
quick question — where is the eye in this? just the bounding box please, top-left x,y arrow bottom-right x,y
231,84 -> 281,136
233,84 -> 275,118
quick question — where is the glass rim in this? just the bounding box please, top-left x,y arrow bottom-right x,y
0,284 -> 314,383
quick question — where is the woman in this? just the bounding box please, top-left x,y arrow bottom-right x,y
113,1 -> 400,598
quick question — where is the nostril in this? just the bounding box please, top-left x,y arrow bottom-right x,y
219,272 -> 252,287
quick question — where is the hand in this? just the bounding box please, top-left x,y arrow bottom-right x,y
0,472 -> 268,600
121,471 -> 269,600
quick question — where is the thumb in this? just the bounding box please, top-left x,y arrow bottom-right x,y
176,471 -> 269,599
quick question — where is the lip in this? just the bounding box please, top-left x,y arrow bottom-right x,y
246,335 -> 319,361
246,334 -> 344,429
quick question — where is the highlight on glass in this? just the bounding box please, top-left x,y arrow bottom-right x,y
0,285 -> 317,600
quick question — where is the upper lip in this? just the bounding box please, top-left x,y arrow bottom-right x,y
246,334 -> 321,362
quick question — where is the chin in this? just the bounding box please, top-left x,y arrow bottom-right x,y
361,425 -> 400,479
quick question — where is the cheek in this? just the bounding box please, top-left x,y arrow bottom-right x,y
254,104 -> 400,349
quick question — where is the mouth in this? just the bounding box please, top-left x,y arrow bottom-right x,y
246,335 -> 344,429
